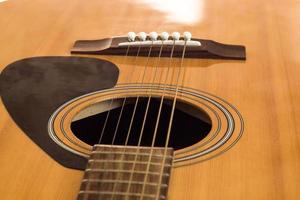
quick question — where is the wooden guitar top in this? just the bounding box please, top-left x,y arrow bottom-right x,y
0,0 -> 299,200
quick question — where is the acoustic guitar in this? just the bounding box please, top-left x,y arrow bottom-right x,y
0,0 -> 299,200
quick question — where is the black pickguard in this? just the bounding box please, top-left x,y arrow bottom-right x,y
0,57 -> 119,170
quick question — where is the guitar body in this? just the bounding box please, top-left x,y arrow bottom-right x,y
0,0 -> 299,199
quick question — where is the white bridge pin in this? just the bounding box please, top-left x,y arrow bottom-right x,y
172,32 -> 180,40
138,32 -> 147,41
127,32 -> 136,42
120,31 -> 200,47
149,32 -> 158,41
183,32 -> 192,41
160,32 -> 169,40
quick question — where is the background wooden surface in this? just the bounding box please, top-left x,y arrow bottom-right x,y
0,0 -> 300,199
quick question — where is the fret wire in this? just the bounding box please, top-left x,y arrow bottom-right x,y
91,151 -> 173,158
85,169 -> 170,176
92,148 -> 173,153
78,191 -> 166,199
81,179 -> 168,187
94,144 -> 171,149
77,146 -> 173,200
86,164 -> 170,173
85,164 -> 170,174
92,146 -> 173,150
88,159 -> 172,167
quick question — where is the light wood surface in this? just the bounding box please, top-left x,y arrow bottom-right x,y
0,0 -> 300,199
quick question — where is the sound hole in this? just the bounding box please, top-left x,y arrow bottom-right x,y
71,97 -> 212,150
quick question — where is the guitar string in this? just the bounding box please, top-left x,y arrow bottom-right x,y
154,40 -> 188,200
111,45 -> 142,145
113,41 -> 164,200
82,45 -> 132,200
123,40 -> 173,200
97,45 -> 131,144
86,34 -> 185,200
109,45 -> 142,200
139,38 -> 178,200
110,40 -> 155,200
95,34 -> 180,199
93,42 -> 142,200
123,43 -> 154,146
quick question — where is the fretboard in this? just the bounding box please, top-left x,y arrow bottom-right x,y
77,145 -> 174,200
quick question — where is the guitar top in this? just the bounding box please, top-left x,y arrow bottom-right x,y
0,0 -> 299,200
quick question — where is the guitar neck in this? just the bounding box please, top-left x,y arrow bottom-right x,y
77,145 -> 174,200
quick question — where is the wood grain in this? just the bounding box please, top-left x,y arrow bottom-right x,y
77,145 -> 173,200
0,0 -> 300,199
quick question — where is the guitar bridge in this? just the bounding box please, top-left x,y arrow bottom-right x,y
71,32 -> 246,60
